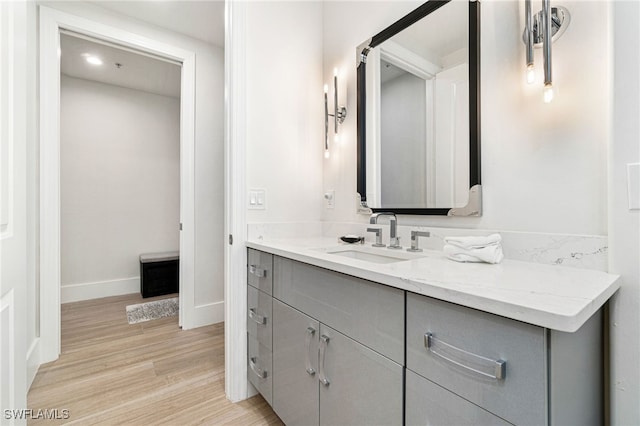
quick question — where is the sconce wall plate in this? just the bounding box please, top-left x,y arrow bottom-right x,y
522,6 -> 571,47
324,71 -> 347,158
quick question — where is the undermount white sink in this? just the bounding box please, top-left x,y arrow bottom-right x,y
318,246 -> 425,264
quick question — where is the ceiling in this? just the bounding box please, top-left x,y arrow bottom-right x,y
60,33 -> 182,98
94,1 -> 225,48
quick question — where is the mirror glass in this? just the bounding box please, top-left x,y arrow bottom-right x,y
357,0 -> 480,215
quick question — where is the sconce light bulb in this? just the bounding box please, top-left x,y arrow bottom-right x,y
324,150 -> 330,159
323,84 -> 329,94
334,67 -> 338,77
526,64 -> 535,84
334,134 -> 339,144
543,83 -> 554,103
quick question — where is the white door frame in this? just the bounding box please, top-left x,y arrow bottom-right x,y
39,6 -> 197,363
224,0 -> 250,402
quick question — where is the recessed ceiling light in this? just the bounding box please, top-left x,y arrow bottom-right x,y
84,55 -> 103,66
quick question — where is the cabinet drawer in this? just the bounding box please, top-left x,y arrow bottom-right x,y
407,293 -> 545,426
248,249 -> 273,295
406,370 -> 511,426
247,286 -> 272,349
248,333 -> 273,406
273,256 -> 404,364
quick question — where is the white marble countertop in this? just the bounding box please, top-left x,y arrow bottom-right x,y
246,237 -> 620,333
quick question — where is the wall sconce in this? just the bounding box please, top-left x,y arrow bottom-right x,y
324,68 -> 347,158
522,0 -> 570,103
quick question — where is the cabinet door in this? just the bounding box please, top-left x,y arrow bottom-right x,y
272,299 -> 319,426
406,370 -> 511,426
319,324 -> 403,426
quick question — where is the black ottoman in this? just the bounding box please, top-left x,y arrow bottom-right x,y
139,251 -> 179,298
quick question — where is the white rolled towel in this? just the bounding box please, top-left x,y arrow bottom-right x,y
443,234 -> 504,264
443,233 -> 502,250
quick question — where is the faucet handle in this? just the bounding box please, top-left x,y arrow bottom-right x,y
366,227 -> 385,247
407,231 -> 431,252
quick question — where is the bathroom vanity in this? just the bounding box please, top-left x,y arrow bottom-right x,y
245,240 -> 619,426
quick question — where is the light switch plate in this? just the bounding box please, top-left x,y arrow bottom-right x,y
628,163 -> 640,210
248,189 -> 266,210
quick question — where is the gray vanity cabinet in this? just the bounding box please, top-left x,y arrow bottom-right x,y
249,248 -> 605,426
271,255 -> 404,426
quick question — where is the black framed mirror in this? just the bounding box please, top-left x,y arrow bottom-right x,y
357,0 -> 481,216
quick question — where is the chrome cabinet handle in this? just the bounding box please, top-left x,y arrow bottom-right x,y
249,265 -> 266,278
319,334 -> 330,386
305,327 -> 316,376
425,333 -> 506,380
249,356 -> 268,379
248,308 -> 267,325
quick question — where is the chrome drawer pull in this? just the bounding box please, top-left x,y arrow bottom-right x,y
305,327 -> 316,376
249,356 -> 268,379
319,335 -> 330,386
249,265 -> 266,278
248,308 -> 267,325
425,333 -> 506,380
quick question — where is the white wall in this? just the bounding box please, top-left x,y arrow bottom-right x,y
322,0 -> 609,236
609,1 -> 640,424
33,0 -> 225,329
245,1 -> 324,223
60,76 -> 179,301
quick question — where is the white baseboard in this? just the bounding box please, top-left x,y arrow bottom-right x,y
61,277 -> 139,303
190,300 -> 224,329
26,337 -> 40,390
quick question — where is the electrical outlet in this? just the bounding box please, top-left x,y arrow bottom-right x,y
324,190 -> 335,209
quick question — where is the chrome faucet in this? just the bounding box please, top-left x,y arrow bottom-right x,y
370,212 -> 401,249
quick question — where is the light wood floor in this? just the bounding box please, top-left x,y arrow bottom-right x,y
28,293 -> 283,425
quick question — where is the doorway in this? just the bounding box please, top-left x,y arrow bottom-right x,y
59,31 -> 182,315
39,7 -> 197,363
